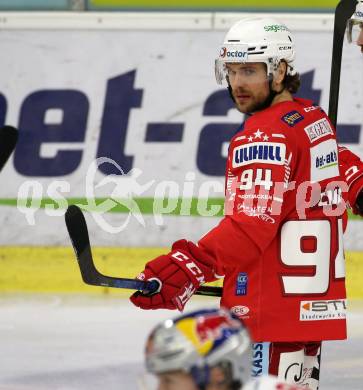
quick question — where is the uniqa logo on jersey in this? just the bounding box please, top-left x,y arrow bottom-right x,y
232,142 -> 286,168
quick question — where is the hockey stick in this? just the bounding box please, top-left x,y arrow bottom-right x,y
314,0 -> 358,384
328,0 -> 357,128
65,205 -> 222,297
0,126 -> 18,173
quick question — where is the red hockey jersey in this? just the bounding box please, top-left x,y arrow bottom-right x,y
198,98 -> 348,342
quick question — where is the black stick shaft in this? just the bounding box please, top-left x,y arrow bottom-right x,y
65,205 -> 222,297
328,0 -> 357,127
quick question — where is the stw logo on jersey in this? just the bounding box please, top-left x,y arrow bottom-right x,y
301,302 -> 311,310
232,142 -> 286,168
300,299 -> 347,321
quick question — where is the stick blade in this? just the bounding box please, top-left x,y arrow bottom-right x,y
65,205 -> 89,252
0,125 -> 18,172
64,205 -> 223,296
65,205 -> 99,285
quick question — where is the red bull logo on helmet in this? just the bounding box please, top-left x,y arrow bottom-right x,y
195,312 -> 240,342
175,311 -> 241,356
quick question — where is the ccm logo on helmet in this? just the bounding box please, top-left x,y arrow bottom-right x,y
220,47 -> 247,59
278,45 -> 292,51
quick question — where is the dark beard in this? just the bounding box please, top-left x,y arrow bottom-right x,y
247,89 -> 278,113
235,77 -> 283,114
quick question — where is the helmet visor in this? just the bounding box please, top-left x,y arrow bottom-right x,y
346,19 -> 363,43
215,44 -> 249,84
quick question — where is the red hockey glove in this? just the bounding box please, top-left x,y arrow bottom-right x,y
130,239 -> 218,311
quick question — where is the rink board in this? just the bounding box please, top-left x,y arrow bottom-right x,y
0,12 -> 362,248
1,247 -> 362,298
89,0 -> 339,10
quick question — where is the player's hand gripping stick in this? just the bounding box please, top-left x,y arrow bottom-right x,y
130,240 -> 218,311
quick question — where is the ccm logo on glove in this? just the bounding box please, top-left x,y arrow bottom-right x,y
130,239 -> 217,311
171,251 -> 206,285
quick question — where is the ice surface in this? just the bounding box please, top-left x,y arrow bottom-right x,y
0,295 -> 362,390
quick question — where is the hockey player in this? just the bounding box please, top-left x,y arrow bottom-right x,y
340,0 -> 363,216
347,0 -> 363,52
131,17 -> 363,389
144,308 -> 305,390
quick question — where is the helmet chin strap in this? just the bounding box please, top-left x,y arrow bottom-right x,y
226,73 -> 285,113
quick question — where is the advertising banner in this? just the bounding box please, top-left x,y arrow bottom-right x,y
0,14 -> 362,247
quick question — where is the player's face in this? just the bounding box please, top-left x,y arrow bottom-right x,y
207,366 -> 231,390
226,62 -> 269,114
350,20 -> 363,52
156,371 -> 198,390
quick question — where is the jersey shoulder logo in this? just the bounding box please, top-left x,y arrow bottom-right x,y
304,118 -> 334,143
310,139 -> 339,182
281,110 -> 304,127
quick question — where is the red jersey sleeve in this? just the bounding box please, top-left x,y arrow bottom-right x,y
338,146 -> 363,212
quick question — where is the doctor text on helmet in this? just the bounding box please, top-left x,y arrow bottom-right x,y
220,46 -> 248,60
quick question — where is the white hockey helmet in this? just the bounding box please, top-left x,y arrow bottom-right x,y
347,1 -> 363,43
145,308 -> 251,389
215,17 -> 297,85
